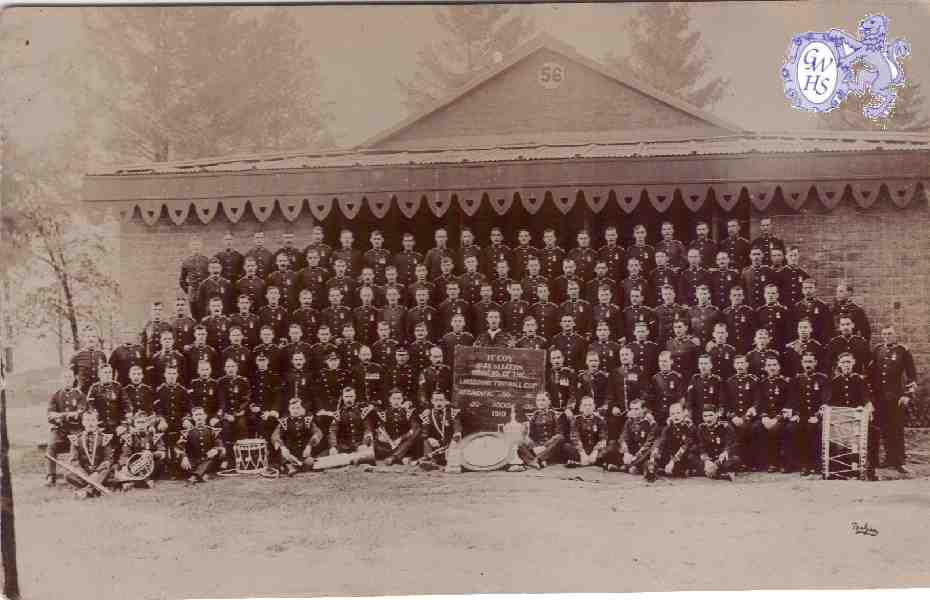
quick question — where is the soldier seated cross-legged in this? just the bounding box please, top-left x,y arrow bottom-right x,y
272,397 -> 322,476
645,401 -> 696,482
517,392 -> 565,470
563,395 -> 607,468
612,399 -> 658,475
176,406 -> 226,484
418,391 -> 463,469
373,388 -> 421,465
67,410 -> 117,499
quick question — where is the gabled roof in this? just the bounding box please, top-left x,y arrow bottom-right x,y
358,32 -> 748,149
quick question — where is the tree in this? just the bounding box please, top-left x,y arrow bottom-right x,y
2,136 -> 121,359
397,5 -> 536,114
815,77 -> 929,132
603,4 -> 728,109
80,7 -> 333,163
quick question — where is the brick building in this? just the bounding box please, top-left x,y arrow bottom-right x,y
83,35 -> 930,403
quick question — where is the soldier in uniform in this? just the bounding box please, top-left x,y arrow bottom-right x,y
791,277 -> 833,345
88,363 -> 131,435
750,217 -> 786,265
188,358 -> 230,451
551,314 -> 587,371
325,259 -> 358,310
614,399 -> 659,474
475,309 -> 514,348
741,247 -> 774,309
575,351 -> 611,412
215,231 -> 244,283
622,287 -> 657,344
695,404 -> 740,481
752,356 -> 794,472
372,321 -> 402,370
267,251 -> 299,313
378,286 -> 407,343
172,297 -> 198,352
619,257 -> 650,310
679,248 -> 711,307
114,412 -> 167,490
757,282 -> 790,352
295,249 -> 326,312
438,281 -> 471,335
456,227 -> 481,275
686,354 -> 724,424
546,347 -> 577,434
353,286 -> 380,345
511,228 -> 537,282
364,229 -> 392,284
46,369 -> 87,486
655,221 -> 686,272
331,229 -> 363,278
217,357 -> 251,443
608,346 -> 648,423
302,226 -> 333,274
408,322 -> 435,380
337,322 -> 364,371
109,326 -> 146,385
198,257 -> 233,317
273,397 -> 322,475
442,313 -> 476,369
688,284 -> 722,348
179,237 -> 210,321
521,256 -> 548,306
869,325 -> 918,473
393,232 -> 422,286
720,218 -> 750,272
585,260 -> 617,306
559,280 -> 592,339
282,352 -> 314,419
148,330 -> 187,389
431,256 -> 457,307
123,365 -> 155,421
517,392 -> 564,469
649,250 -> 680,308
591,285 -> 623,344
257,286 -> 289,344
627,224 -> 655,275
746,328 -> 780,379
666,319 -> 700,384
70,330 -> 107,394
176,406 -> 225,484
154,364 -> 191,462
784,318 -> 824,378
247,352 -> 284,443
688,221 -> 718,269
551,258 -> 581,306
538,228 -> 566,282
723,285 -> 756,354
185,324 -> 219,378
832,281 -> 871,342
627,321 -> 660,379
589,321 -> 621,373
459,255 -> 488,306
564,395 -> 608,468
66,410 -> 117,498
351,345 -> 385,408
598,225 -> 627,283
501,281 -> 530,337
424,228 -> 455,281
237,256 -> 268,313
317,351 -> 352,415
373,388 -> 421,465
829,353 -> 878,478
705,322 -> 736,382
406,264 -> 435,310
244,231 -> 274,281
201,296 -> 232,353
645,401 -> 695,482
228,294 -> 261,350
655,284 -> 689,349
325,387 -> 375,464
567,229 -> 597,284
222,325 -> 253,380
384,347 -> 417,409
141,302 -> 175,364
418,391 -> 463,467
530,283 -> 560,341
489,260 -> 516,306
709,251 -> 741,311
826,315 -> 870,375
418,346 -> 452,408
723,354 -> 758,465
789,351 -> 830,475
406,286 -> 438,342
648,351 -> 685,423
773,247 -> 809,309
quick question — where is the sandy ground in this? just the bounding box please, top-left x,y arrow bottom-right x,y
5,386 -> 930,600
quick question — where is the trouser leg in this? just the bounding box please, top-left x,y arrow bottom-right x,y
47,431 -> 71,477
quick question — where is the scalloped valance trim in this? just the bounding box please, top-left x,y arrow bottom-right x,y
116,180 -> 927,225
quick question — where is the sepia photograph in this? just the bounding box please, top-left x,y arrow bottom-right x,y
1,2 -> 929,599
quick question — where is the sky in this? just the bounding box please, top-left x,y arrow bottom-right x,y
4,2 -> 930,152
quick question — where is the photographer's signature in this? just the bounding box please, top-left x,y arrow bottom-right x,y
851,521 -> 879,536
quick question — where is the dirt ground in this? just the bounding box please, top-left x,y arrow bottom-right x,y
6,378 -> 930,600
9,432 -> 930,600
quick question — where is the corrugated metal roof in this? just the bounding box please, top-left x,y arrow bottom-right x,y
91,132 -> 930,177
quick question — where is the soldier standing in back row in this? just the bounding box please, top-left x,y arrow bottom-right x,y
180,236 -> 210,321
750,217 -> 785,266
869,326 -> 918,474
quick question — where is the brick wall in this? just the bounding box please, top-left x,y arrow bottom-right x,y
751,198 -> 930,419
380,48 -> 721,150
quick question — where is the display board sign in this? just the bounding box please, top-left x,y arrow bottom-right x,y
452,346 -> 547,431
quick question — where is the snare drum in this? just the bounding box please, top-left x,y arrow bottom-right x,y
233,438 -> 269,474
821,406 -> 869,480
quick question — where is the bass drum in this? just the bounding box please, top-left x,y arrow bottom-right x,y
458,431 -> 513,472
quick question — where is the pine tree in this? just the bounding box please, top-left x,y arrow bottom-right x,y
80,7 -> 332,163
397,5 -> 536,114
603,4 -> 728,109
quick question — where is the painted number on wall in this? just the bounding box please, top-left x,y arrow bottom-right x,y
538,62 -> 565,89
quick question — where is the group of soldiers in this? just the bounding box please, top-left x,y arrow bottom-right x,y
50,217 -> 918,495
